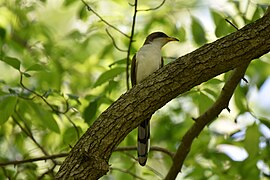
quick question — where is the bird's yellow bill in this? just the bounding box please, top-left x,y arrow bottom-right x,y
167,37 -> 179,41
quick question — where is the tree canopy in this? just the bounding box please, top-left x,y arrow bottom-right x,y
0,0 -> 270,179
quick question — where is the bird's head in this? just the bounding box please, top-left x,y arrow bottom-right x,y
143,32 -> 179,47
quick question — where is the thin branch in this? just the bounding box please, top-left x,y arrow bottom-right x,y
137,0 -> 166,11
165,62 -> 250,180
19,73 -> 69,114
0,153 -> 68,167
81,0 -> 130,38
115,146 -> 175,159
38,164 -> 57,180
63,114 -> 80,140
110,167 -> 145,180
126,0 -> 138,90
225,18 -> 239,30
113,149 -> 164,179
12,112 -> 59,165
105,29 -> 127,52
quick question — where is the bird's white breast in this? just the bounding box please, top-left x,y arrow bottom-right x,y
136,44 -> 162,83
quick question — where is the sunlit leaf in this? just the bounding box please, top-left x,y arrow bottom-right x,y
64,0 -> 77,6
78,5 -> 88,21
25,63 -> 45,72
67,93 -> 81,104
93,67 -> 125,87
197,92 -> 214,114
244,123 -> 260,158
0,56 -> 21,70
0,95 -> 17,124
207,78 -> 224,85
203,88 -> 217,100
177,27 -> 186,42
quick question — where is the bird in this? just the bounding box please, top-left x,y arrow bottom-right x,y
131,32 -> 179,166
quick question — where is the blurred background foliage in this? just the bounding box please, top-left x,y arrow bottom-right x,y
0,0 -> 270,179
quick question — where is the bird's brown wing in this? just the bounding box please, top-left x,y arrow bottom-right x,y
131,54 -> 137,86
161,57 -> 164,68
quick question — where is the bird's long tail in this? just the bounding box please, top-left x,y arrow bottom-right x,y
137,118 -> 150,166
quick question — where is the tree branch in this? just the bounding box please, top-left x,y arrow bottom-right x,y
126,0 -> 138,90
0,153 -> 68,167
81,0 -> 130,38
56,11 -> 270,179
115,146 -> 175,159
165,62 -> 250,179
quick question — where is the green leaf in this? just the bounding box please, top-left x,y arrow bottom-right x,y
191,17 -> 207,46
78,5 -> 88,21
83,97 -> 100,124
210,10 -> 223,27
234,86 -> 246,113
207,78 -> 224,85
177,26 -> 186,42
28,102 -> 60,133
215,19 -> 236,37
259,117 -> 270,129
0,95 -> 17,124
22,72 -> 31,77
0,56 -> 21,70
244,123 -> 260,158
109,58 -> 127,68
198,92 -> 214,114
203,88 -> 217,99
67,93 -> 81,105
25,63 -> 45,72
93,67 -> 125,87
63,126 -> 82,145
0,27 -> 6,40
64,0 -> 77,6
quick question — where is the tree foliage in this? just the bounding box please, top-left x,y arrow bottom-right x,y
0,0 -> 270,179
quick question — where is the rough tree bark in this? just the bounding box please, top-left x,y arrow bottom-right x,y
56,11 -> 270,179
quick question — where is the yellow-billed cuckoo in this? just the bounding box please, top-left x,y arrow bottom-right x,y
131,32 -> 179,166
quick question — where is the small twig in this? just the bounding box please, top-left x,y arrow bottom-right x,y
225,18 -> 239,30
115,146 -> 175,159
0,153 -> 68,167
113,148 -> 165,179
105,29 -> 127,52
63,114 -> 80,140
126,0 -> 138,90
12,113 -> 59,165
137,0 -> 166,11
81,0 -> 130,38
38,164 -> 57,180
110,167 -> 145,180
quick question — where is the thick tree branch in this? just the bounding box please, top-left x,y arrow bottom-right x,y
56,11 -> 270,179
165,62 -> 250,179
